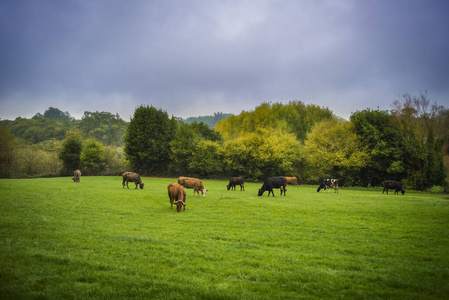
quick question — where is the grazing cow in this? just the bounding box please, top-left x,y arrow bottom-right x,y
382,180 -> 405,195
167,183 -> 186,212
285,176 -> 298,187
227,177 -> 245,191
122,172 -> 145,189
178,176 -> 208,196
258,176 -> 287,196
72,169 -> 81,183
317,179 -> 339,193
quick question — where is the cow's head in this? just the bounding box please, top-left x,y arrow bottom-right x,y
227,185 -> 231,190
258,189 -> 263,196
139,183 -> 145,189
176,200 -> 186,212
317,183 -> 325,192
201,189 -> 208,196
401,189 -> 405,195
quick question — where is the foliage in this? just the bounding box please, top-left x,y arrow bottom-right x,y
103,146 -> 130,176
1,177 -> 448,299
169,123 -> 201,175
304,119 -> 369,184
184,112 -> 232,128
189,140 -> 222,177
80,139 -> 106,175
11,145 -> 62,178
58,134 -> 83,175
78,111 -> 128,146
33,107 -> 74,121
215,101 -> 333,141
391,93 -> 447,190
220,128 -> 303,180
188,121 -> 223,141
350,109 -> 405,186
170,121 -> 224,176
0,124 -> 19,178
1,117 -> 72,144
124,105 -> 177,175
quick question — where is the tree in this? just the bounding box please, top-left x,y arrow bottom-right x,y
42,107 -> 73,121
215,101 -> 333,141
58,134 -> 83,175
189,140 -> 222,178
350,109 -> 405,186
124,105 -> 177,175
79,111 -> 128,146
392,93 -> 447,190
169,123 -> 199,175
0,125 -> 18,178
220,128 -> 303,180
303,119 -> 369,184
80,139 -> 106,175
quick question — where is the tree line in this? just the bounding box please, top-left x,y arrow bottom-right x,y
1,97 -> 448,191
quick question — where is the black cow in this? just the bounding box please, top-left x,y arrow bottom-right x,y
382,180 -> 405,195
258,176 -> 287,196
317,179 -> 339,193
227,177 -> 245,191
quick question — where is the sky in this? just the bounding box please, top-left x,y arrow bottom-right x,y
1,0 -> 448,121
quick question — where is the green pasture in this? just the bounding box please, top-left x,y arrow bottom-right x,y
1,177 -> 448,299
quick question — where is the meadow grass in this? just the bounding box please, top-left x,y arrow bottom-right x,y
1,176 -> 448,299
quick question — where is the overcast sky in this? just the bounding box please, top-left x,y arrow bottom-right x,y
1,0 -> 448,121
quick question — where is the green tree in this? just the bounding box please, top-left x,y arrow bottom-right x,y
169,123 -> 199,175
42,107 -> 73,121
80,139 -> 106,175
392,93 -> 447,190
79,111 -> 128,146
0,125 -> 19,178
124,105 -> 177,175
350,109 -> 405,186
189,140 -> 222,178
58,134 -> 83,175
304,119 -> 369,184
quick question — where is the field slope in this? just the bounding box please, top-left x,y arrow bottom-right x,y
1,177 -> 448,299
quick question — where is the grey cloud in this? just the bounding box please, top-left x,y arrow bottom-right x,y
1,0 -> 448,121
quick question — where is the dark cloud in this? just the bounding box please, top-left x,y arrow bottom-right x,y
1,0 -> 448,121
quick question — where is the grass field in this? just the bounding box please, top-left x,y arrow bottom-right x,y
1,176 -> 448,299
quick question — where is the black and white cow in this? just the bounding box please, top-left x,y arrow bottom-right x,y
382,180 -> 405,195
317,179 -> 339,193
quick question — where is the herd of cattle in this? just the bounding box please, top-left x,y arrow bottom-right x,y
71,170 -> 406,212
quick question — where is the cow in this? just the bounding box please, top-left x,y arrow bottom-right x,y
72,169 -> 81,183
227,177 -> 245,191
258,176 -> 287,196
382,180 -> 405,195
167,183 -> 186,212
285,176 -> 298,187
317,179 -> 339,193
122,172 -> 145,189
178,176 -> 208,196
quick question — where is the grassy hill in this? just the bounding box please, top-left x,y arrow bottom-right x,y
1,177 -> 448,298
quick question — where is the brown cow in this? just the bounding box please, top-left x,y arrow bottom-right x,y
285,176 -> 298,187
72,170 -> 81,183
167,183 -> 186,212
227,177 -> 245,191
178,176 -> 208,196
122,172 -> 145,189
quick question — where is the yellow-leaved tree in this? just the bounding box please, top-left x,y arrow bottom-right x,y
304,119 -> 369,184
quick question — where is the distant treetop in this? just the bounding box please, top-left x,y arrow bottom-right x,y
33,107 -> 74,121
184,112 -> 232,128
